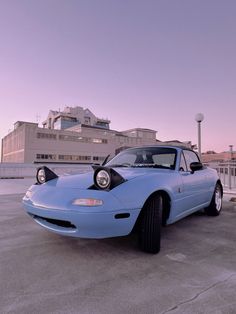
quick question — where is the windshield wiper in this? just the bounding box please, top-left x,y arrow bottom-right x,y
132,164 -> 171,169
108,163 -> 172,169
102,154 -> 110,166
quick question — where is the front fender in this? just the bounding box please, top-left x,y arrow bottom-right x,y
110,172 -> 181,210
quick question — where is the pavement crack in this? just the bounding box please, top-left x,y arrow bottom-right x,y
162,273 -> 236,314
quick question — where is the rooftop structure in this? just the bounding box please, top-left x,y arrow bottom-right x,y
42,106 -> 110,130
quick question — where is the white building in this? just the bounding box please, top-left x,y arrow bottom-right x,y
1,106 -> 159,163
42,106 -> 110,130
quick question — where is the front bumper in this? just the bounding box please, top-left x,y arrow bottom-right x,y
22,185 -> 141,239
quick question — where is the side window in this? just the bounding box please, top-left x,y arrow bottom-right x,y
153,153 -> 176,168
183,150 -> 200,171
179,153 -> 187,171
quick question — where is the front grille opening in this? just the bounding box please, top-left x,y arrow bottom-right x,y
34,215 -> 76,229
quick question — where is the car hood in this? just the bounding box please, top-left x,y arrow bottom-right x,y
48,167 -> 170,189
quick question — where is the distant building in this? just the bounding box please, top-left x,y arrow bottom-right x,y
1,106 -> 156,163
202,151 -> 236,163
1,106 -> 192,163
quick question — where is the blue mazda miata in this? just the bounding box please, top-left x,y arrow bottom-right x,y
23,146 -> 223,253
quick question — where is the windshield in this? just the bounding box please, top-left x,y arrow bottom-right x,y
106,147 -> 177,170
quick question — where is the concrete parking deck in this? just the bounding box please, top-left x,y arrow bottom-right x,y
0,183 -> 236,314
0,178 -> 35,195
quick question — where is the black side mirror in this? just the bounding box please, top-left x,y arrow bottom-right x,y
190,162 -> 203,173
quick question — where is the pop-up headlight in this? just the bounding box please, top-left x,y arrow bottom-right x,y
93,166 -> 125,190
36,166 -> 58,184
96,169 -> 111,189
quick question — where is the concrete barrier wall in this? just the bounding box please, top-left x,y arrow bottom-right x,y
0,163 -> 92,178
1,162 -> 235,189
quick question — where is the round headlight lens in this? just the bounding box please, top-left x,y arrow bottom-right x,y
96,170 -> 111,189
37,169 -> 46,184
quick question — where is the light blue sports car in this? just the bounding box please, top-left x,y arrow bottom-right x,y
23,146 -> 223,253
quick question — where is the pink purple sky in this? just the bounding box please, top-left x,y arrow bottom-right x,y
1,0 -> 236,153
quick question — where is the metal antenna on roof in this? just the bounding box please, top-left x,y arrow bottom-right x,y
36,114 -> 40,123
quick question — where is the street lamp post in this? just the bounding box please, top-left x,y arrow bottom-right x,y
228,145 -> 233,190
195,113 -> 204,159
229,145 -> 233,161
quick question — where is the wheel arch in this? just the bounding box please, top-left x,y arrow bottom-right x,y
217,179 -> 223,196
134,190 -> 171,231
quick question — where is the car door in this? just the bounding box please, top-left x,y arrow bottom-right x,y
177,150 -> 209,215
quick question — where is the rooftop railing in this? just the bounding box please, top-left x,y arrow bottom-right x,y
205,161 -> 236,190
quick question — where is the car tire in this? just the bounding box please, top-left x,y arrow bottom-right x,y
205,183 -> 223,216
139,194 -> 162,254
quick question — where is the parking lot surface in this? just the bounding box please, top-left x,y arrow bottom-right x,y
0,193 -> 236,314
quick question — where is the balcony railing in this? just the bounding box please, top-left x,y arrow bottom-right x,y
205,162 -> 236,190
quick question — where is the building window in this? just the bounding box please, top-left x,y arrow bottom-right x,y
84,117 -> 91,125
93,156 -> 105,162
58,135 -> 107,144
130,131 -> 137,137
37,133 -> 56,140
58,154 -> 91,162
92,138 -> 108,144
36,154 -> 56,160
92,138 -> 102,143
59,135 -> 91,142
